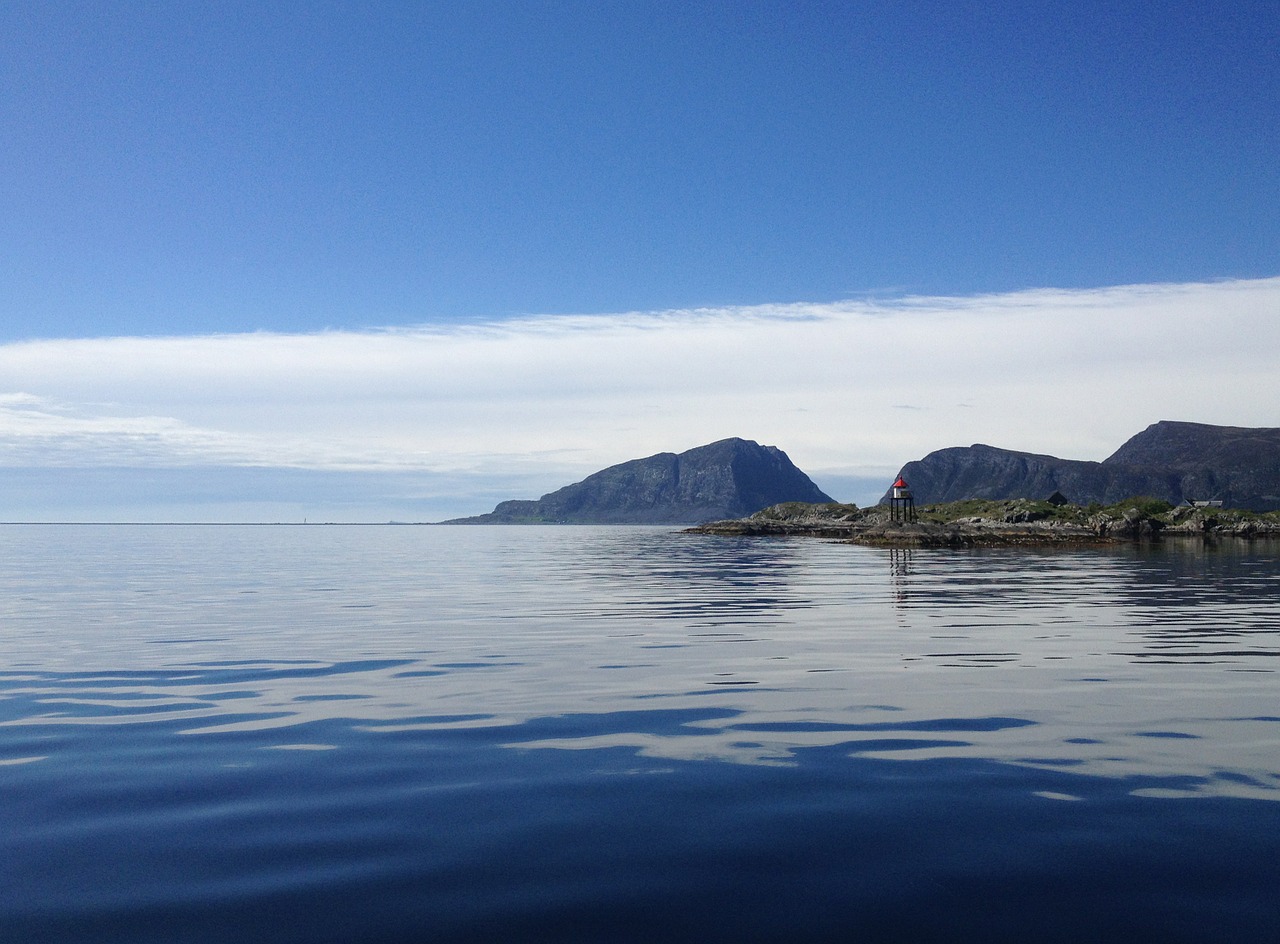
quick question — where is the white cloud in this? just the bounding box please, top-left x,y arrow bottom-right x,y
2,276 -> 1278,517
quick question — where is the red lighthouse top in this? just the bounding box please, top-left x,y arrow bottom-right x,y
892,477 -> 908,489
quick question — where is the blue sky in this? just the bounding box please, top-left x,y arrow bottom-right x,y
1,2 -> 1277,520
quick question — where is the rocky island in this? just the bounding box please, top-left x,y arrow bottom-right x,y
689,497 -> 1280,547
679,419 -> 1280,547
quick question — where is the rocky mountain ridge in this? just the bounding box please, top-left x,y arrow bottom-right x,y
889,421 -> 1280,511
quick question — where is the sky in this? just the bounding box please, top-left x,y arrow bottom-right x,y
1,1 -> 1277,521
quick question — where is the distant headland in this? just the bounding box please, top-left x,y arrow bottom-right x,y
439,437 -> 832,524
889,420 -> 1280,512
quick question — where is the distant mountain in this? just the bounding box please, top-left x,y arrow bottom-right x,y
888,421 -> 1280,511
1103,421 -> 1280,471
887,443 -> 1175,506
443,438 -> 833,524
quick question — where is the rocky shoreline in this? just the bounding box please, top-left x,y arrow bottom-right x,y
687,499 -> 1280,547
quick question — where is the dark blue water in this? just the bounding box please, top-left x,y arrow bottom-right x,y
2,525 -> 1278,943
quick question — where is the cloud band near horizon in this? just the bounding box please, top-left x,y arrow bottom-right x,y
2,277 -> 1278,519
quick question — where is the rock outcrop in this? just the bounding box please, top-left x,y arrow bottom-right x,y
443,438 -> 833,524
887,421 -> 1280,511
689,497 -> 1280,546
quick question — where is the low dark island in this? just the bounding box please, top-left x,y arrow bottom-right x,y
688,498 -> 1280,547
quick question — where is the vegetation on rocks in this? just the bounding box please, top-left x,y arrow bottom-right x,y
690,497 -> 1280,546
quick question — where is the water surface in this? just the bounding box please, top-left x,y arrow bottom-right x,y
2,525 -> 1278,942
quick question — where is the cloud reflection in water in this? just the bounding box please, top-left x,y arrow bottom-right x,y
0,527 -> 1277,801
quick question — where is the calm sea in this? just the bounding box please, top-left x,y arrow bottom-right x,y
2,524 -> 1278,943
